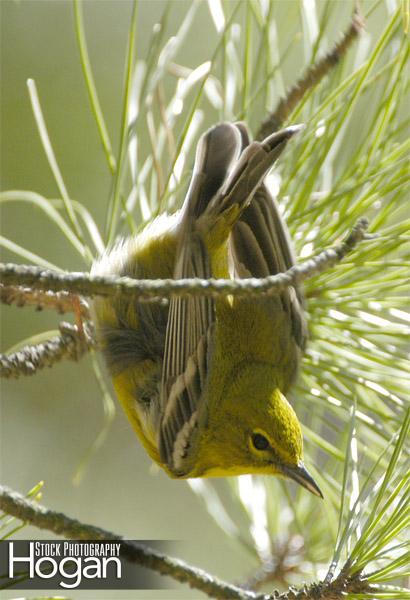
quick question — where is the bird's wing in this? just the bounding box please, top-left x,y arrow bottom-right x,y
158,123 -> 241,474
229,123 -> 307,353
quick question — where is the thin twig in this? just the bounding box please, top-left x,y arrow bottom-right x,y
0,284 -> 90,318
256,11 -> 365,140
0,219 -> 369,302
0,323 -> 95,379
0,485 -> 375,600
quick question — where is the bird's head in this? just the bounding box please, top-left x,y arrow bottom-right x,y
194,362 -> 323,498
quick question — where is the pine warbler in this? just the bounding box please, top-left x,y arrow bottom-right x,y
92,122 -> 322,497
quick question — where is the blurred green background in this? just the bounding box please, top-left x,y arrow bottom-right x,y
0,0 -> 401,598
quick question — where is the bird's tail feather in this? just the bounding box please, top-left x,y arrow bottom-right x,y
204,124 -> 303,228
180,122 -> 303,236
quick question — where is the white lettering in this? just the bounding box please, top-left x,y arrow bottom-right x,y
35,557 -> 58,578
34,542 -> 61,557
8,541 -> 122,588
9,542 -> 34,578
102,556 -> 121,579
59,557 -> 82,589
82,557 -> 102,579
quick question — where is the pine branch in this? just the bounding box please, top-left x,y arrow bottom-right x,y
0,284 -> 89,317
0,219 -> 369,303
0,322 -> 95,378
273,569 -> 372,599
256,10 -> 365,140
0,484 -> 377,600
0,218 -> 370,379
0,484 -> 260,600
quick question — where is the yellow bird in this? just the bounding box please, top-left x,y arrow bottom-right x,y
92,122 -> 322,497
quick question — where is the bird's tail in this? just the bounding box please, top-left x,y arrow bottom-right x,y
180,121 -> 303,235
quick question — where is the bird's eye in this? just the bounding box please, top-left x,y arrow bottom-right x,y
251,433 -> 270,451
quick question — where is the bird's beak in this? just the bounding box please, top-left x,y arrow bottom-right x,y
281,461 -> 323,498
